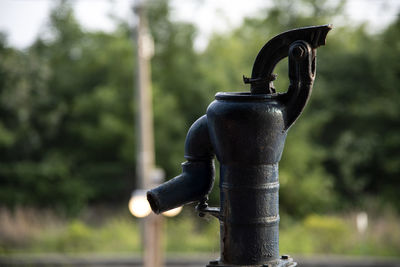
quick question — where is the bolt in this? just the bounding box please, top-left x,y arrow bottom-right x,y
281,255 -> 289,260
291,45 -> 306,60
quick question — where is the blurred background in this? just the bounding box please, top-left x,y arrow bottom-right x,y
0,0 -> 399,265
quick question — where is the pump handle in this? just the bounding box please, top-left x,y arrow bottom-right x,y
245,24 -> 332,94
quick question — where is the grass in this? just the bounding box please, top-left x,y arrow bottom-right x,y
280,211 -> 400,257
0,206 -> 399,257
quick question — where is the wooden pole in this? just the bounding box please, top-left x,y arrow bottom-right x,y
133,2 -> 163,267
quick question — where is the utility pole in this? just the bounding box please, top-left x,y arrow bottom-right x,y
133,1 -> 164,267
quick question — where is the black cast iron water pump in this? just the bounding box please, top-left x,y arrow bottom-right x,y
147,25 -> 332,267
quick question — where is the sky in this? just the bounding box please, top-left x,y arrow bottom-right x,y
0,0 -> 399,51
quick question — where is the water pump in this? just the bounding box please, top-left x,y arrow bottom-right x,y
147,25 -> 332,267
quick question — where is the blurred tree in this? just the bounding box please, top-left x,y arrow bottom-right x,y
0,0 -> 399,216
314,16 -> 400,210
0,0 -> 209,214
200,0 -> 344,216
147,0 -> 212,178
200,0 -> 399,216
0,2 -> 135,214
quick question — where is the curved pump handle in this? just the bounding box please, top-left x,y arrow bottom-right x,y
245,24 -> 332,94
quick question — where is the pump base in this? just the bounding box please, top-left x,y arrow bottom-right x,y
206,256 -> 297,267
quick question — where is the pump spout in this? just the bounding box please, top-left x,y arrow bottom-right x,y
147,115 -> 215,214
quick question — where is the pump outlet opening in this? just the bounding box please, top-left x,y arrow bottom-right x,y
147,192 -> 160,214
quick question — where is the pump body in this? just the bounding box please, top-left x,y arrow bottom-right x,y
147,25 -> 332,267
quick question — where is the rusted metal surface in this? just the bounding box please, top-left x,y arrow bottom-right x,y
147,25 -> 332,267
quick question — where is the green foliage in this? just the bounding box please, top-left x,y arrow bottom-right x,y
31,216 -> 141,253
305,214 -> 350,253
147,1 -> 212,177
201,0 -> 400,216
165,214 -> 219,253
1,208 -> 399,257
280,214 -> 352,254
311,18 -> 400,210
280,212 -> 400,257
0,0 -> 399,217
0,2 -> 136,214
200,0 -> 343,216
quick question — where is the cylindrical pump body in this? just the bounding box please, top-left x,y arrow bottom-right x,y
146,25 -> 332,267
207,93 -> 287,265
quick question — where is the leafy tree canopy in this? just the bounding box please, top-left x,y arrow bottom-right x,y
0,0 -> 399,216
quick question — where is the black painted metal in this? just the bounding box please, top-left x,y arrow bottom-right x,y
147,25 -> 332,267
147,115 -> 215,214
